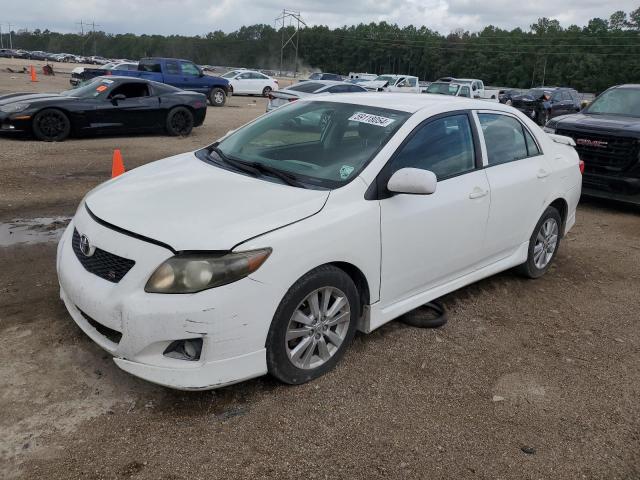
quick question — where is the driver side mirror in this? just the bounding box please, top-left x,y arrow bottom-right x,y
111,93 -> 126,104
387,168 -> 437,195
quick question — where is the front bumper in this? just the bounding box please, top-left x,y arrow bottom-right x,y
56,206 -> 278,390
0,111 -> 30,133
582,172 -> 640,206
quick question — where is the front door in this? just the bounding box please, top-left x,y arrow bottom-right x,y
379,112 -> 491,306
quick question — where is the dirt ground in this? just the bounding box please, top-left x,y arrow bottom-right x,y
0,58 -> 639,480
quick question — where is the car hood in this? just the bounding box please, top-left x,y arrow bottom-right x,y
0,92 -> 75,106
551,112 -> 640,134
84,152 -> 330,252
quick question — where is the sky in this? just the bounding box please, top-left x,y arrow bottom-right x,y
1,0 -> 637,36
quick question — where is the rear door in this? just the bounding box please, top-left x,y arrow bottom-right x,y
379,112 -> 491,305
476,111 -> 552,261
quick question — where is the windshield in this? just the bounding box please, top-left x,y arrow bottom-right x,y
374,75 -> 395,83
61,77 -> 114,98
587,88 -> 640,117
426,83 -> 460,95
209,101 -> 411,188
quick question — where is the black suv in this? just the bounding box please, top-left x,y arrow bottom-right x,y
545,84 -> 640,205
512,87 -> 581,125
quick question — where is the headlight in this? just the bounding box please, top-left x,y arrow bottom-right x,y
0,103 -> 30,113
543,126 -> 556,134
145,248 -> 272,294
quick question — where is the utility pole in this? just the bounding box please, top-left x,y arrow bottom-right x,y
0,24 -> 3,49
541,56 -> 547,87
90,21 -> 101,56
7,23 -> 13,49
275,9 -> 306,77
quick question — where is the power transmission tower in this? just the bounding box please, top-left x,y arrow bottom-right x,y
90,21 -> 101,56
275,9 -> 306,77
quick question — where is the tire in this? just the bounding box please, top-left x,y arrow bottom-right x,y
266,265 -> 360,385
517,206 -> 562,279
400,300 -> 447,328
32,109 -> 71,142
209,87 -> 226,107
262,86 -> 272,97
165,107 -> 194,136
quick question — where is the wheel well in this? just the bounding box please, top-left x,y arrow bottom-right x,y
31,107 -> 72,132
329,262 -> 371,311
549,198 -> 568,235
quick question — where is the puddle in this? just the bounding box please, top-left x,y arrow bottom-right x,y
0,217 -> 71,247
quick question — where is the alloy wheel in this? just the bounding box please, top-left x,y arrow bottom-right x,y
213,90 -> 225,104
285,287 -> 351,370
38,112 -> 65,138
171,111 -> 190,134
533,218 -> 559,269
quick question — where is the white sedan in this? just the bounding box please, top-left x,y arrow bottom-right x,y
222,69 -> 279,96
57,94 -> 582,390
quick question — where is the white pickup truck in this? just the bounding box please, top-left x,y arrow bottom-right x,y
360,74 -> 421,93
437,77 -> 499,100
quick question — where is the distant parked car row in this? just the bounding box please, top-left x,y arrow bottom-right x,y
0,49 -> 118,64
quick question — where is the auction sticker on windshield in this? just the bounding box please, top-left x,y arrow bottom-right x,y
348,112 -> 395,127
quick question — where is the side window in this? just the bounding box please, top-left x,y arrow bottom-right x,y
390,114 -> 476,180
478,113 -> 530,165
328,85 -> 349,93
180,61 -> 200,77
109,83 -> 150,99
238,72 -> 252,80
406,77 -> 417,87
349,85 -> 366,93
165,61 -> 180,75
460,86 -> 471,97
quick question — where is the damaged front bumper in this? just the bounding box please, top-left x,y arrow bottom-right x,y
56,207 -> 276,390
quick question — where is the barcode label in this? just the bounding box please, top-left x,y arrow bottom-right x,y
348,112 -> 395,127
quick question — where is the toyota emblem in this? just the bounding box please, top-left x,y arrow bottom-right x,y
79,234 -> 94,257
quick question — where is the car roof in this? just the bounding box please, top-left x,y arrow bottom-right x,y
299,92 -> 514,113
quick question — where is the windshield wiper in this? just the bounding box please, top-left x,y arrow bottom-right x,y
209,145 -> 307,188
244,162 -> 307,188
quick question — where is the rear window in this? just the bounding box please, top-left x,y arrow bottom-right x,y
287,82 -> 325,93
139,60 -> 161,73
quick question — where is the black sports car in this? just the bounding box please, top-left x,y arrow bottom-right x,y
0,77 -> 207,141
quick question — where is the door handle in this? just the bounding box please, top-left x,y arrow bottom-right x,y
469,187 -> 489,199
537,169 -> 550,179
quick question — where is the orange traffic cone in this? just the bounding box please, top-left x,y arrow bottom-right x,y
111,149 -> 125,178
30,65 -> 38,82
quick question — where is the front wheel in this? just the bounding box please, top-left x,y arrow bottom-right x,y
266,266 -> 359,385
517,206 -> 562,279
209,87 -> 226,107
32,109 -> 71,142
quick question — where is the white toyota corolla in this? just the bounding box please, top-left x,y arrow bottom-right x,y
57,93 -> 582,390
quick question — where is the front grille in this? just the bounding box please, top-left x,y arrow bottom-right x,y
72,229 -> 135,283
78,307 -> 122,344
556,129 -> 639,173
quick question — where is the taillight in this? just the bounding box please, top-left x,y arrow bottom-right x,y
579,159 -> 585,175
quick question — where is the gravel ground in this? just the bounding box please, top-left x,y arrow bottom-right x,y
0,59 -> 639,479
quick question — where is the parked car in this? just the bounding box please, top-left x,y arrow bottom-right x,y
301,72 -> 343,82
360,75 -> 420,93
115,57 -> 230,106
88,56 -> 110,65
56,93 -> 582,390
28,51 -> 49,61
512,87 -> 581,126
543,84 -> 640,205
221,69 -> 279,96
0,76 -> 207,141
498,89 -> 521,105
70,62 -> 139,87
426,81 -> 473,98
437,77 -> 499,100
265,80 -> 367,112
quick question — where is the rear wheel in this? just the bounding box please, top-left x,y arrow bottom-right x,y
165,107 -> 194,136
262,86 -> 272,97
517,206 -> 562,279
209,87 -> 226,107
32,109 -> 71,142
266,266 -> 359,385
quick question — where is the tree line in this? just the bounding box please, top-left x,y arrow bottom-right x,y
9,7 -> 640,92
